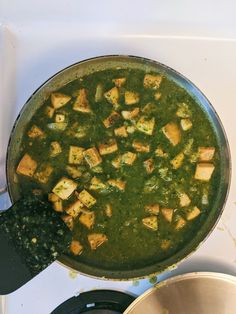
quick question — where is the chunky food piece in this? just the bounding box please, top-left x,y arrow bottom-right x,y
125,91 -> 140,105
112,77 -> 126,87
121,107 -> 140,120
98,139 -> 118,155
104,87 -> 119,108
66,199 -> 84,218
95,83 -> 103,102
198,147 -> 215,161
52,177 -> 77,200
161,208 -> 174,223
55,113 -> 65,123
103,111 -> 121,128
73,89 -> 91,113
51,92 -> 71,109
154,92 -> 162,100
114,126 -> 128,138
28,125 -> 45,138
186,206 -> 201,220
108,179 -> 126,191
79,210 -> 95,229
162,122 -> 181,146
50,141 -> 62,157
68,146 -> 84,164
142,103 -> 157,114
155,147 -> 168,158
160,239 -> 171,250
105,204 -> 112,217
45,106 -> 55,118
62,215 -> 74,230
66,165 -> 82,179
111,155 -> 122,169
70,240 -> 83,256
179,193 -> 191,207
83,147 -> 102,168
142,216 -> 158,231
175,216 -> 186,230
16,154 -> 38,177
180,118 -> 192,131
144,74 -> 162,89
194,163 -> 215,181
144,158 -> 155,174
34,164 -> 53,184
171,152 -> 184,169
78,189 -> 96,207
48,193 -> 63,212
47,122 -> 67,131
88,233 -> 108,250
89,177 -> 107,191
136,116 -> 155,135
176,103 -> 191,118
132,140 -> 150,153
122,152 -> 137,165
145,204 -> 160,215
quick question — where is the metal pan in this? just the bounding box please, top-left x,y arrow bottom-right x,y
124,272 -> 236,314
5,55 -> 231,280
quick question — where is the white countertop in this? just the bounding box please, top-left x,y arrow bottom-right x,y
1,1 -> 236,313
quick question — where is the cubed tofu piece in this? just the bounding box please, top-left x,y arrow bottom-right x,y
103,111 -> 121,128
126,125 -> 136,134
180,118 -> 192,131
73,89 -> 91,113
125,91 -> 140,105
160,239 -> 171,250
52,177 -> 77,200
121,108 -> 140,120
34,164 -> 53,184
112,77 -> 126,87
144,74 -> 162,89
16,154 -> 38,177
122,152 -> 137,165
142,216 -> 158,231
78,189 -> 96,207
186,206 -> 201,221
28,125 -> 45,138
132,140 -> 150,153
170,152 -> 184,169
162,122 -> 181,146
47,122 -> 67,131
66,165 -> 82,179
83,147 -> 102,168
198,147 -> 215,161
89,177 -> 107,191
145,204 -> 160,215
161,208 -> 173,223
51,92 -> 71,109
62,215 -> 74,230
105,204 -> 112,217
45,106 -> 55,118
95,83 -> 103,102
98,139 -> 118,155
79,210 -> 95,229
114,126 -> 128,138
104,87 -> 119,107
175,216 -> 186,230
144,158 -> 155,174
111,156 -> 122,169
48,193 -> 63,212
108,179 -> 126,191
70,240 -> 83,256
176,103 -> 191,118
50,141 -> 62,157
136,116 -> 155,135
55,113 -> 65,123
179,193 -> 191,207
88,233 -> 108,250
154,92 -> 162,100
68,146 -> 84,164
66,199 -> 84,218
194,163 -> 215,181
155,147 -> 168,158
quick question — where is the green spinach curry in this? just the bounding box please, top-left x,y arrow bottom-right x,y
15,68 -> 219,270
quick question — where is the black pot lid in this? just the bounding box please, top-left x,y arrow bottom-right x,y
51,289 -> 135,314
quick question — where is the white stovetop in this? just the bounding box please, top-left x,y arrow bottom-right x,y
1,1 -> 236,313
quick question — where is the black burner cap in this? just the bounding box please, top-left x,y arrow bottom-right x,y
51,289 -> 135,314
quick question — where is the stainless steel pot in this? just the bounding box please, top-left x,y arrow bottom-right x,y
5,55 -> 231,280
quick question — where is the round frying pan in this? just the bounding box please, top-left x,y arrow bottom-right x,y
5,55 -> 231,280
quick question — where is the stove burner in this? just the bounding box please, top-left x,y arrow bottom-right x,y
51,289 -> 135,314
